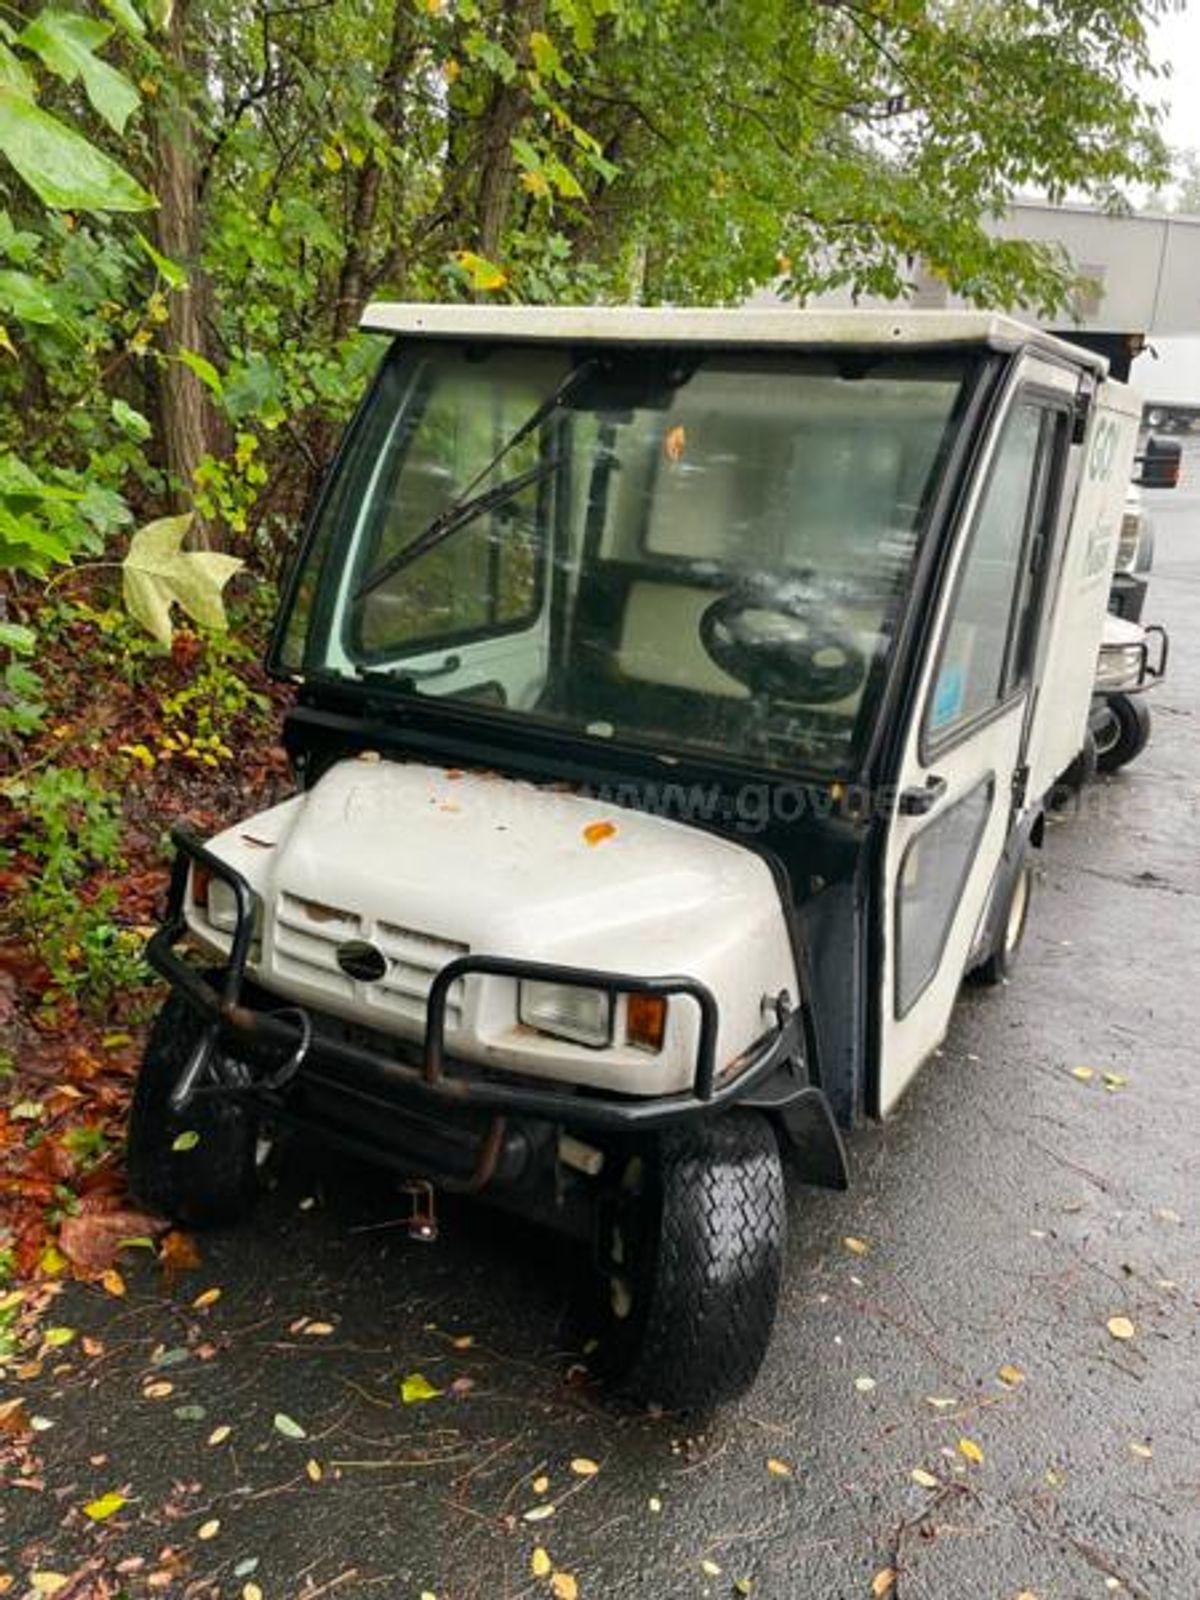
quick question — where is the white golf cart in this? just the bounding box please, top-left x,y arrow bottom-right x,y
131,306 -> 1139,1410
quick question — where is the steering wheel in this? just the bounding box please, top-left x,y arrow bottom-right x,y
699,577 -> 866,704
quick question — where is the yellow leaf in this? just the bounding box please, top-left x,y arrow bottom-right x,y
700,1559 -> 722,1577
1107,1315 -> 1136,1341
925,1396 -> 957,1410
306,1457 -> 323,1482
958,1437 -> 984,1465
302,1321 -> 335,1336
532,1474 -> 551,1494
40,1245 -> 68,1276
243,1587 -> 263,1600
451,250 -> 508,292
523,1503 -> 555,1522
41,1326 -> 76,1350
31,1576 -> 69,1596
997,1364 -> 1025,1387
83,1491 -> 127,1521
582,820 -> 616,846
193,1287 -> 221,1309
143,1380 -> 173,1399
451,1334 -> 474,1349
843,1236 -> 870,1256
0,322 -> 17,357
1070,1066 -> 1096,1082
550,1575 -> 578,1600
520,169 -> 552,199
100,1268 -> 126,1298
910,1468 -> 939,1488
1129,1442 -> 1153,1459
570,1457 -> 599,1477
648,1496 -> 662,1513
400,1372 -> 441,1403
207,1424 -> 231,1445
531,1548 -> 552,1578
197,1518 -> 220,1540
1103,1073 -> 1127,1092
766,1458 -> 792,1478
871,1567 -> 897,1597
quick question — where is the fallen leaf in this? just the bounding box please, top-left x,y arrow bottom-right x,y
400,1373 -> 441,1404
550,1575 -> 578,1600
532,1474 -> 551,1494
997,1364 -> 1025,1387
1102,1073 -> 1127,1091
41,1326 -> 76,1350
30,1576 -> 69,1596
648,1496 -> 662,1513
173,1405 -> 205,1422
243,1587 -> 263,1600
192,1287 -> 221,1310
1154,1207 -> 1182,1224
700,1559 -> 722,1577
451,1334 -> 474,1349
958,1437 -> 984,1465
523,1503 -> 555,1522
871,1567 -> 897,1597
0,1399 -> 32,1436
582,820 -> 616,846
83,1491 -> 127,1521
910,1468 -> 939,1489
197,1518 -> 220,1540
734,1582 -> 754,1598
1106,1316 -> 1136,1342
843,1236 -> 870,1256
766,1458 -> 793,1478
172,1130 -> 200,1151
207,1425 -> 231,1445
531,1548 -> 553,1578
143,1381 -> 174,1400
59,1210 -> 167,1274
159,1230 -> 201,1273
273,1412 -> 307,1439
306,1457 -> 323,1482
854,1376 -> 877,1393
302,1321 -> 334,1336
570,1457 -> 599,1477
1129,1442 -> 1153,1459
925,1396 -> 957,1410
1070,1066 -> 1096,1082
100,1268 -> 126,1298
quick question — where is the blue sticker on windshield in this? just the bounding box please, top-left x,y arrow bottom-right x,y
931,663 -> 965,729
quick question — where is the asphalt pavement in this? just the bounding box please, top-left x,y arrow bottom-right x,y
5,452 -> 1199,1600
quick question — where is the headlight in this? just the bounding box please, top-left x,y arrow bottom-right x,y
1114,508 -> 1142,573
520,981 -> 613,1048
1095,642 -> 1143,691
207,879 -> 239,931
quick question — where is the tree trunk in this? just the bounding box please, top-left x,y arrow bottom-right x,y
473,0 -> 544,263
152,0 -> 220,537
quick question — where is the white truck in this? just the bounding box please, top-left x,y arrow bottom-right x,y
131,306 -> 1138,1410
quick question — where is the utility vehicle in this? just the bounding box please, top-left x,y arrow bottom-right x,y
131,306 -> 1139,1410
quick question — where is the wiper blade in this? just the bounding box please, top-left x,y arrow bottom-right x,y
353,455 -> 560,603
353,356 -> 595,605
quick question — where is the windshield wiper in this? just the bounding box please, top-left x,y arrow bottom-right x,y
353,357 -> 595,605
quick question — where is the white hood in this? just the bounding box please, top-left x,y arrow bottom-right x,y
198,757 -> 797,1095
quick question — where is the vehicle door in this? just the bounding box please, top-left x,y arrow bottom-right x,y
876,356 -> 1077,1115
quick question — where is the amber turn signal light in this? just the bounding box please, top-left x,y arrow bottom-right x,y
626,993 -> 667,1053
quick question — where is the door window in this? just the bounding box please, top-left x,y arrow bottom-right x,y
926,400 -> 1059,742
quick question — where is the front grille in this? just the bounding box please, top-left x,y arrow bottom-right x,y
273,893 -> 467,1029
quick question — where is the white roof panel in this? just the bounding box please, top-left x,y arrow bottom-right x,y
360,302 -> 1105,370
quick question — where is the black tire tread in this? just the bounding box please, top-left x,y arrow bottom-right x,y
1095,695 -> 1151,774
127,989 -> 260,1227
613,1112 -> 785,1412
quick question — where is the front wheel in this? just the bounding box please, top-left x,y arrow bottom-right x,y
1094,694 -> 1151,774
127,988 -> 265,1227
593,1111 -> 786,1412
970,855 -> 1033,987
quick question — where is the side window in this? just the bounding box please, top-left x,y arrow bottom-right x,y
926,400 -> 1059,741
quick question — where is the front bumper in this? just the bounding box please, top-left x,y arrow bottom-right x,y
146,828 -> 804,1137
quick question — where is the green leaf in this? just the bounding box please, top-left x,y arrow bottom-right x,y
19,10 -> 141,136
176,347 -> 222,395
450,250 -> 507,292
171,1128 -> 200,1151
400,1372 -> 441,1404
99,0 -> 147,38
111,397 -> 152,441
0,269 -> 59,326
137,231 -> 188,290
0,86 -> 155,211
83,1491 -> 127,1521
0,42 -> 36,99
121,515 -> 242,646
273,1411 -> 307,1439
0,622 -> 37,654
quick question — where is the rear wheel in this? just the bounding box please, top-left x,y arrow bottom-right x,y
971,855 -> 1033,987
1094,694 -> 1151,774
127,988 -> 265,1227
593,1111 -> 785,1412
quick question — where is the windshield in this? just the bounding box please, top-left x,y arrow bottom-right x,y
278,340 -> 973,776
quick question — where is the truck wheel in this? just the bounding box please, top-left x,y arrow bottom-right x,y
971,855 -> 1033,987
1094,694 -> 1151,774
127,988 -> 264,1227
594,1111 -> 785,1411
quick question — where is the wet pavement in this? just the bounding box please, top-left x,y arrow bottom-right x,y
4,459 -> 1199,1600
